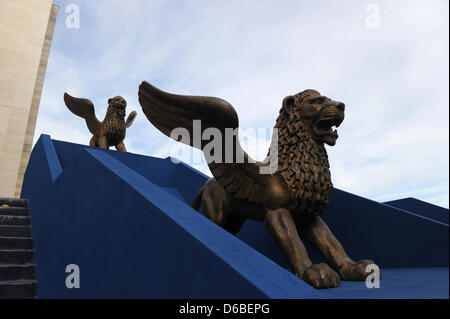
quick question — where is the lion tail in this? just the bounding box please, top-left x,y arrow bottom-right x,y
191,185 -> 205,211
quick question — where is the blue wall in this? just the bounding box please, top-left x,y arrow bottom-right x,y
384,198 -> 449,224
21,135 -> 449,298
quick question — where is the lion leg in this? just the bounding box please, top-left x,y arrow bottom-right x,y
115,141 -> 127,152
201,179 -> 245,235
264,208 -> 340,289
89,136 -> 97,147
98,136 -> 109,149
298,216 -> 380,281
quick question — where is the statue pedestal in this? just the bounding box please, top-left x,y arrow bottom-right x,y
20,134 -> 448,298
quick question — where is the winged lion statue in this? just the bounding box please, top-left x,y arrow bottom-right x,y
64,93 -> 137,151
138,81 -> 380,289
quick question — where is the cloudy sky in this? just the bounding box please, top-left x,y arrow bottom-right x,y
35,0 -> 449,208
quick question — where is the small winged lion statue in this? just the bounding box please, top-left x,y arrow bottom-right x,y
64,93 -> 137,151
138,81 -> 380,289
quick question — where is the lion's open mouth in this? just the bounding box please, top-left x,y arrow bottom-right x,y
315,117 -> 342,135
313,116 -> 343,145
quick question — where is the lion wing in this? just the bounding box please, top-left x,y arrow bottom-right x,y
64,93 -> 101,135
138,81 -> 269,204
126,111 -> 137,128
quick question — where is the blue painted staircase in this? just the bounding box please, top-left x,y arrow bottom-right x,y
19,134 -> 448,298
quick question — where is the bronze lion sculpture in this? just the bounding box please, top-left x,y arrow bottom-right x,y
138,81 -> 380,289
64,93 -> 137,151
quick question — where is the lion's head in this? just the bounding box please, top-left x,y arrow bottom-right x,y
108,96 -> 127,108
282,90 -> 345,146
107,96 -> 127,118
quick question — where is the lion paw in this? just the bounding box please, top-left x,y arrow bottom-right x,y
302,263 -> 341,289
339,260 -> 381,281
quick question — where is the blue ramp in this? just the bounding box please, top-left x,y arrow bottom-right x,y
21,135 -> 448,298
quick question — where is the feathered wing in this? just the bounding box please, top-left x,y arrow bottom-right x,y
64,93 -> 101,135
138,81 -> 269,204
126,111 -> 137,128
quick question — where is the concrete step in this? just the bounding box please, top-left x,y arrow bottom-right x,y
0,207 -> 30,217
0,198 -> 29,208
0,215 -> 31,226
0,237 -> 33,250
0,279 -> 37,298
0,250 -> 34,264
0,226 -> 32,237
0,264 -> 35,281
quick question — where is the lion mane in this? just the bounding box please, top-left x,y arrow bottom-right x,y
273,89 -> 333,215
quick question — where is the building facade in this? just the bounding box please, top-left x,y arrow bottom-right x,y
0,0 -> 58,197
